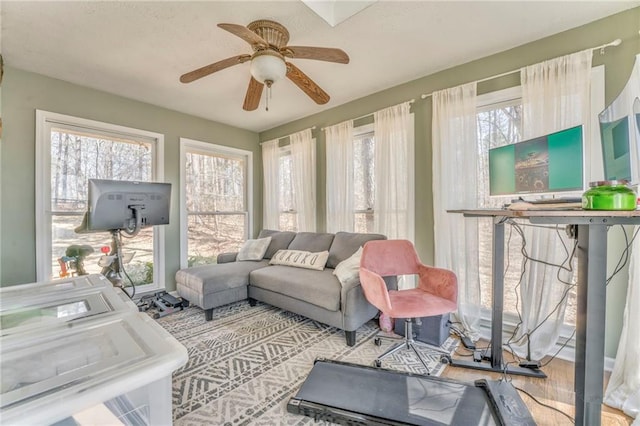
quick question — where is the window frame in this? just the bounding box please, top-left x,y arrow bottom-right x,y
35,110 -> 165,288
179,138 -> 253,268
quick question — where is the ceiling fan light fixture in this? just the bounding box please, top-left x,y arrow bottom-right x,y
181,19 -> 349,111
250,50 -> 286,85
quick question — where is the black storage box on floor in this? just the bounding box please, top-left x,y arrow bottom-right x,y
393,313 -> 451,346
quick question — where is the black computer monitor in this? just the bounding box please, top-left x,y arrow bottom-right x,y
76,179 -> 171,236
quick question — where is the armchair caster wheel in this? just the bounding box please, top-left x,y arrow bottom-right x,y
374,337 -> 382,346
440,354 -> 452,364
374,360 -> 382,368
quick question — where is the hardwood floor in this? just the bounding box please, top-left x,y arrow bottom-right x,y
440,340 -> 632,425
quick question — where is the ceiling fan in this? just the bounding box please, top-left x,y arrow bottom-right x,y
180,20 -> 349,111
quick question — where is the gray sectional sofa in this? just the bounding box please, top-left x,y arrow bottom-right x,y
175,230 -> 396,346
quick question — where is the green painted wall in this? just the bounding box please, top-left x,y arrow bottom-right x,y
0,67 -> 261,289
260,8 -> 640,358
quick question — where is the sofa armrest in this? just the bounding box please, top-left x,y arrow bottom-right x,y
217,252 -> 238,264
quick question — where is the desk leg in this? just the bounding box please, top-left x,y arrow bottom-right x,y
491,219 -> 505,370
575,224 -> 607,426
447,218 -> 546,378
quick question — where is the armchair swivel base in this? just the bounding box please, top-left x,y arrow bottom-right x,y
373,318 -> 449,375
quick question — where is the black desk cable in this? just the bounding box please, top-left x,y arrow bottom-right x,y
445,220 -> 635,418
491,222 -> 635,423
606,225 -> 639,287
503,220 -> 578,365
513,384 -> 575,424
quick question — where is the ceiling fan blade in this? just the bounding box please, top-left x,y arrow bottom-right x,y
243,77 -> 264,111
286,63 -> 330,105
180,54 -> 251,83
283,46 -> 349,64
218,23 -> 268,48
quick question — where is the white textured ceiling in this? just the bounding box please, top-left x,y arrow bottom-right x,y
1,1 -> 638,132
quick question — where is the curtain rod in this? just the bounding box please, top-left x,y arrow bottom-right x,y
320,98 -> 415,131
259,126 -> 316,145
419,38 -> 622,100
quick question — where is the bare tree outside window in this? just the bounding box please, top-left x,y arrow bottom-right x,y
185,151 -> 247,266
354,132 -> 375,233
278,151 -> 298,231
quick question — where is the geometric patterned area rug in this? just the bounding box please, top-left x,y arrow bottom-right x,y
155,300 -> 458,425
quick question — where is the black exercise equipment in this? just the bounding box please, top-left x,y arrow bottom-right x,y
288,359 -> 535,425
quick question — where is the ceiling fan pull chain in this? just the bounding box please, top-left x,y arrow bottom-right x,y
266,84 -> 271,111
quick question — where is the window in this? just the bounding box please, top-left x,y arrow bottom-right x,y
36,111 -> 165,290
476,89 -> 580,325
475,65 -> 604,328
278,148 -> 297,231
180,139 -> 252,267
331,115 -> 413,237
353,128 -> 375,233
475,89 -> 537,319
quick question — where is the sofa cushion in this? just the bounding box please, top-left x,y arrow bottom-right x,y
176,260 -> 268,294
327,232 -> 387,268
333,246 -> 363,287
249,266 -> 341,312
288,232 -> 335,253
269,249 -> 330,271
258,229 -> 297,259
237,237 -> 272,261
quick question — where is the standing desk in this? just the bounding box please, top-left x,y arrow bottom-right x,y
449,208 -> 640,426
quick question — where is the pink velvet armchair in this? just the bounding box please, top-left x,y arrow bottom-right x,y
359,239 -> 458,374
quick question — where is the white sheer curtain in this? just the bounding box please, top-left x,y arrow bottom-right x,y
432,82 -> 482,340
261,139 -> 280,230
514,49 -> 593,360
290,129 -> 316,232
325,121 -> 355,233
606,239 -> 640,422
373,101 -> 413,240
604,53 -> 640,421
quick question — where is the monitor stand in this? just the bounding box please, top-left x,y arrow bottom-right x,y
99,229 -> 127,289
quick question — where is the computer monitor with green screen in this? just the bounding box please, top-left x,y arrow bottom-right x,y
489,125 -> 584,197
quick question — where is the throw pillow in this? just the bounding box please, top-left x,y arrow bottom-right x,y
333,246 -> 363,287
236,237 -> 272,261
269,249 -> 329,271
